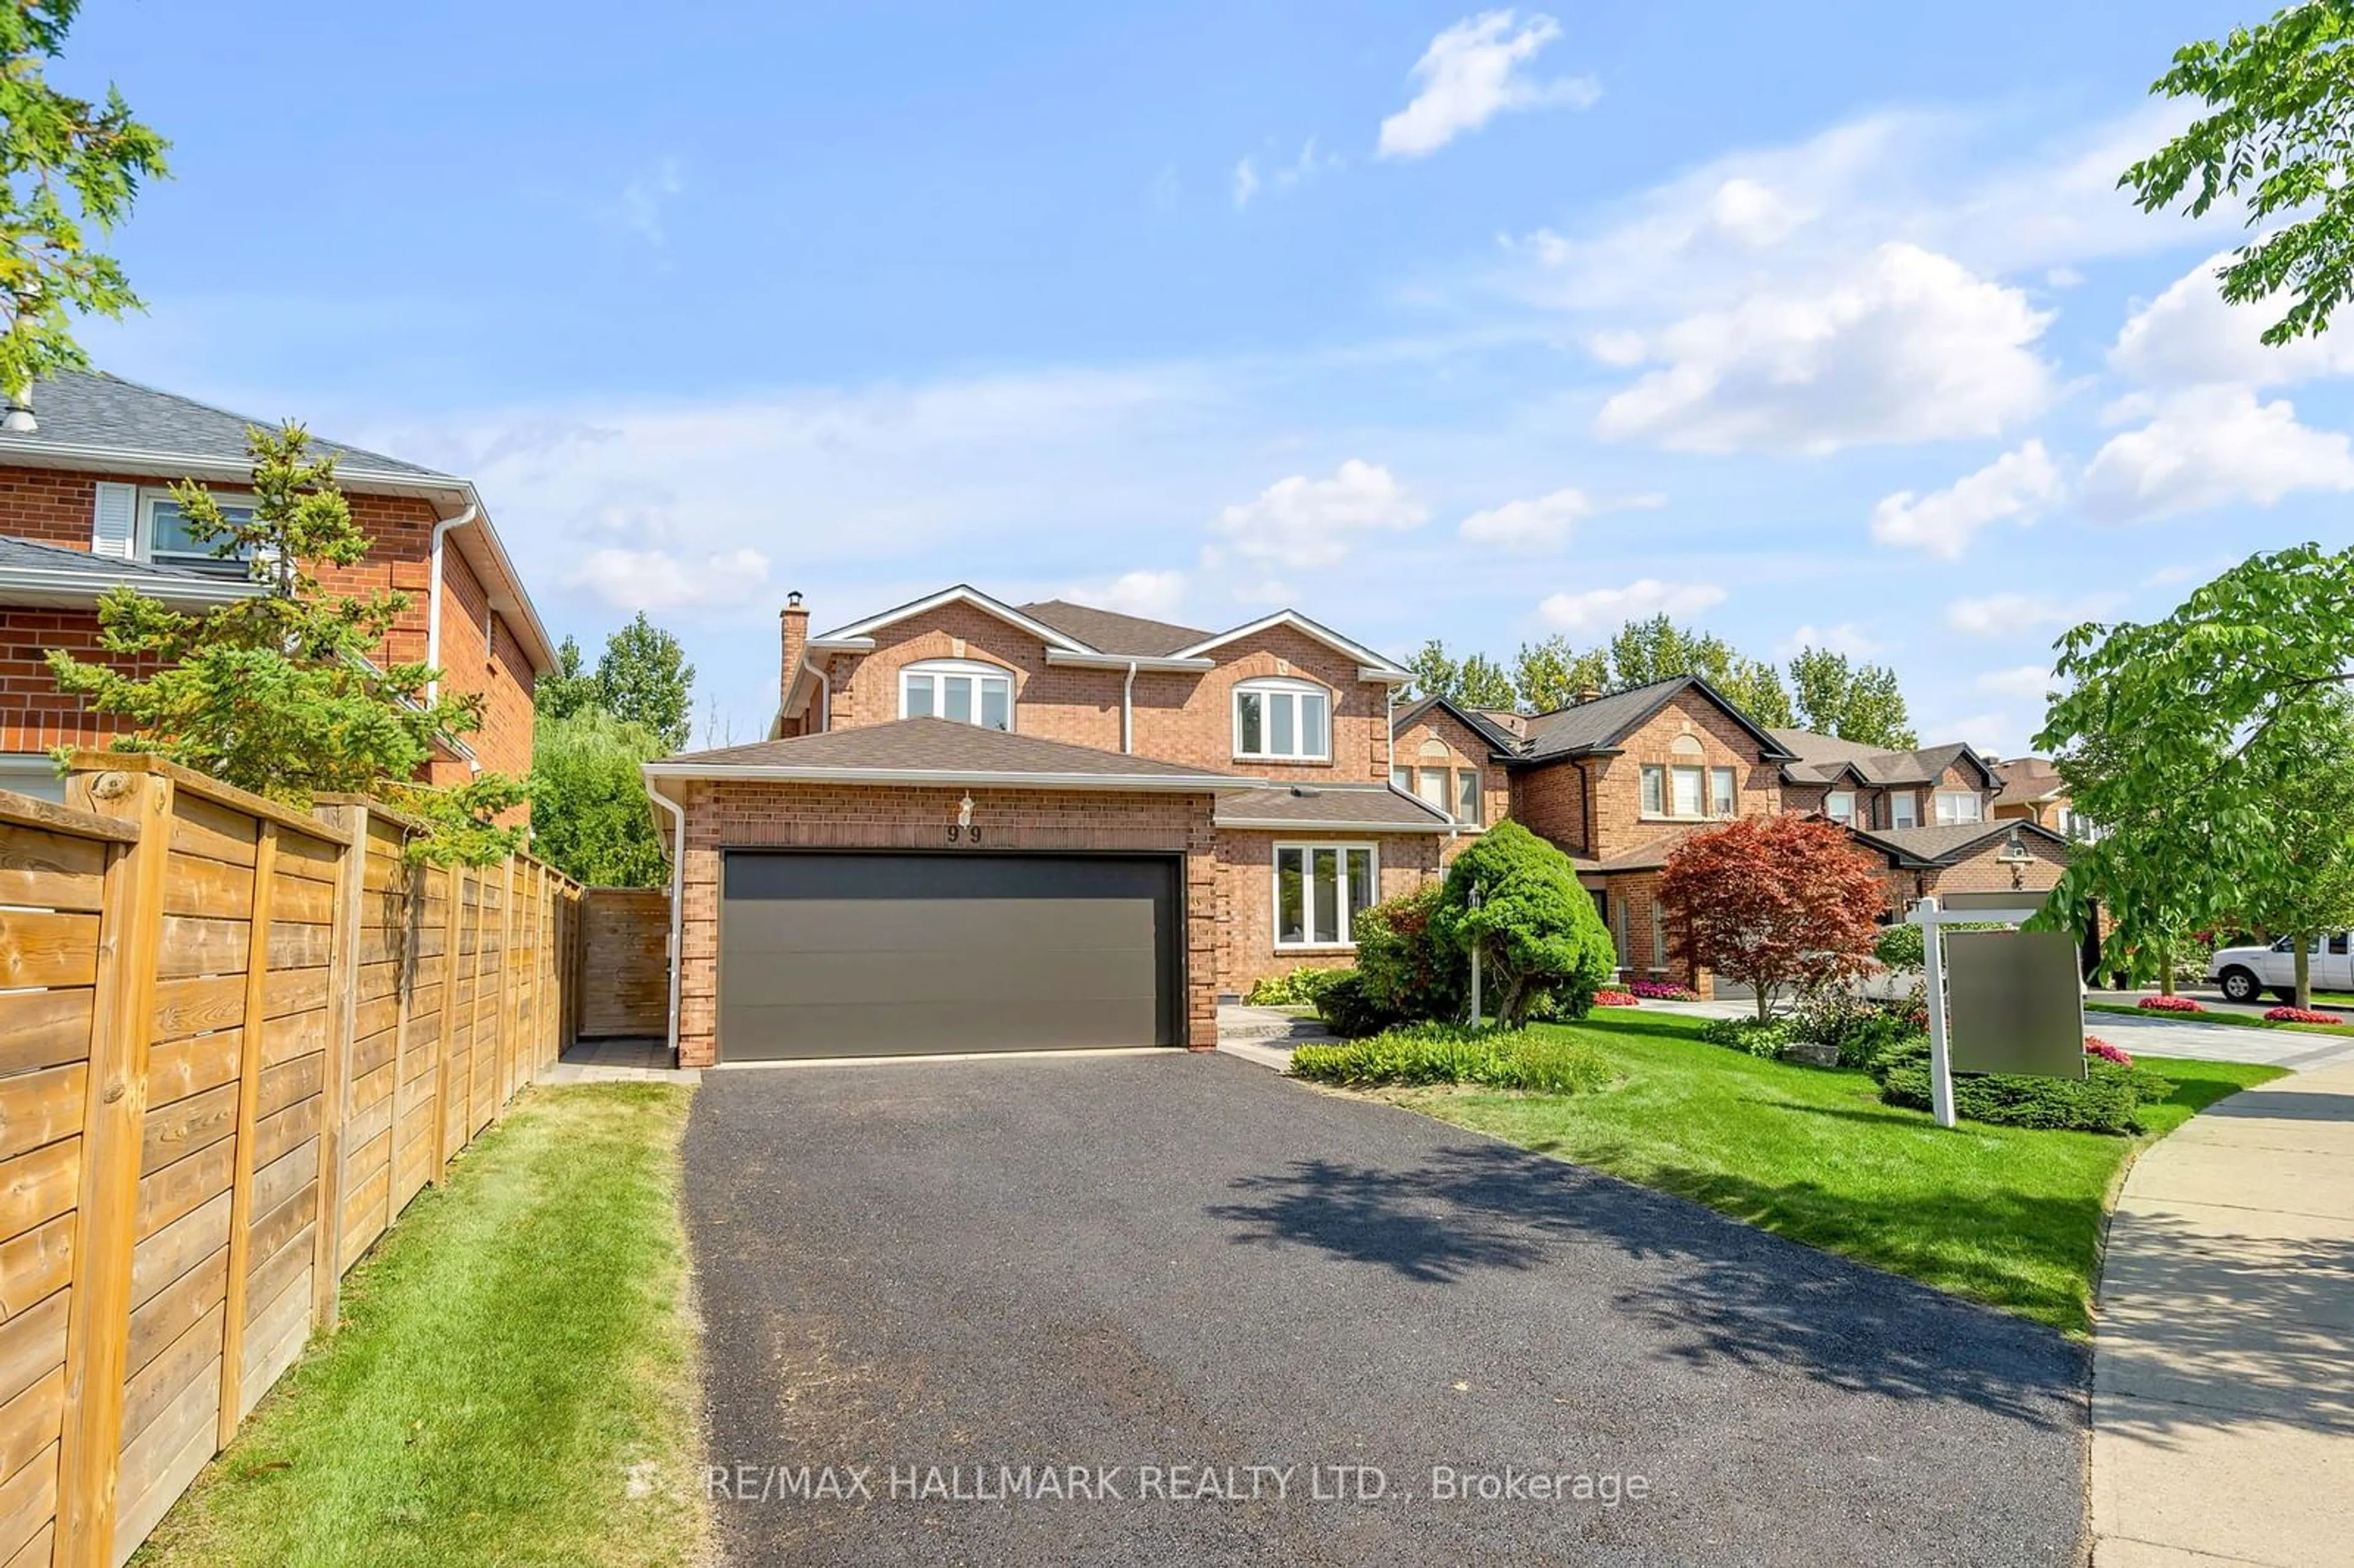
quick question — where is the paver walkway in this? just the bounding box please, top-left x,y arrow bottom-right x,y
2091,1060 -> 2354,1566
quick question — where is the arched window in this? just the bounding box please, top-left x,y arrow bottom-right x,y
1233,677 -> 1330,761
900,659 -> 1015,731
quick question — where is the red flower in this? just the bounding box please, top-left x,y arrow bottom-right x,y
2084,1035 -> 2134,1066
2136,995 -> 2204,1013
2263,1005 -> 2344,1024
1593,989 -> 1642,1007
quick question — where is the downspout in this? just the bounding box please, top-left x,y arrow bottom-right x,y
1122,660 -> 1138,753
812,659 -> 832,732
424,504 -> 480,704
644,778 -> 687,1064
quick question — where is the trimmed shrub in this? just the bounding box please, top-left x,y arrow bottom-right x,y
1352,885 -> 1466,1024
1870,1037 -> 2171,1135
1700,1016 -> 1794,1057
2263,1005 -> 2344,1024
1289,1023 -> 1613,1095
2138,994 -> 2204,1013
1312,972 -> 1399,1039
1872,922 -> 1925,973
1244,966 -> 1341,1007
1432,823 -> 1616,1026
1592,989 -> 1640,1007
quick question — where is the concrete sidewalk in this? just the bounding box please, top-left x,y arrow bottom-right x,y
2090,1060 -> 2354,1566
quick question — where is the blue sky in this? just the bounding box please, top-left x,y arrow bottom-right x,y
61,1 -> 2340,753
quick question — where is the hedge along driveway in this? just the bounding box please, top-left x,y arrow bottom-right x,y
130,1084 -> 707,1568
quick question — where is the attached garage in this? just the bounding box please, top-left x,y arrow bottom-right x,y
643,718 -> 1238,1067
718,850 -> 1183,1060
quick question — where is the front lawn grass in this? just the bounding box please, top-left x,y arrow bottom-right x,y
2085,998 -> 2354,1037
132,1083 -> 706,1568
1381,1013 -> 2281,1337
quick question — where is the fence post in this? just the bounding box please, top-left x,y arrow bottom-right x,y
430,863 -> 460,1184
497,855 -> 517,1110
311,801 -> 367,1330
55,767 -> 173,1568
384,824 -> 413,1234
213,822 -> 279,1447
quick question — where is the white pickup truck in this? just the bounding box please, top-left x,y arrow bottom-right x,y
2208,934 -> 2354,1004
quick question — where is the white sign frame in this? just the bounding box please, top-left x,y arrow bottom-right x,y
1905,894 -> 2060,1130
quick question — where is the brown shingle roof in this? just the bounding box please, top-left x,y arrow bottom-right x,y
1772,728 -> 1987,788
658,718 -> 1241,782
1993,756 -> 2066,807
1848,820 -> 2073,867
1017,599 -> 1211,657
1215,784 -> 1453,830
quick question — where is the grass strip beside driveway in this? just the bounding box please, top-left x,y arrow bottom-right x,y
1373,1013 -> 2280,1337
2085,998 -> 2354,1037
132,1084 -> 706,1568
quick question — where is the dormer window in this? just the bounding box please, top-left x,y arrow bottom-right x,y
901,660 -> 1013,730
1234,678 -> 1330,761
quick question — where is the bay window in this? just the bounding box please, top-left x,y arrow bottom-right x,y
1274,843 -> 1377,948
1235,679 -> 1331,761
901,660 -> 1015,730
1934,790 -> 1984,824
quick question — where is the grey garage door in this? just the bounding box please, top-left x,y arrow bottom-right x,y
718,852 -> 1182,1060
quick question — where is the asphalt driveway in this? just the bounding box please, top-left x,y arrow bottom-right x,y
684,1051 -> 2087,1567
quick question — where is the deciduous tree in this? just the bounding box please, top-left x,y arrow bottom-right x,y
534,634 -> 600,721
0,1 -> 170,408
2124,1 -> 2354,344
529,707 -> 668,886
1789,647 -> 1918,748
1408,638 -> 1516,709
2240,691 -> 2354,1008
594,611 -> 694,752
47,422 -> 522,861
1659,815 -> 1887,1021
1431,821 -> 1617,1026
1512,634 -> 1611,714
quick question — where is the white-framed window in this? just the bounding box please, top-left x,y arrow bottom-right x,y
1413,766 -> 1450,812
1273,842 -> 1377,948
1640,764 -> 1666,816
1670,764 -> 1704,816
1392,765 -> 1413,792
141,489 -> 256,569
1650,899 -> 1668,972
1891,793 -> 1919,829
1826,790 -> 1857,824
900,660 -> 1014,730
1708,766 -> 1736,818
1234,678 -> 1330,761
1456,767 -> 1482,826
1934,790 -> 1984,824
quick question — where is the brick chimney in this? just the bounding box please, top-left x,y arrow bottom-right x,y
779,590 -> 809,721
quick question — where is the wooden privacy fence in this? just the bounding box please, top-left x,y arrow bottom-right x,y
0,754 -> 584,1568
576,888 -> 669,1039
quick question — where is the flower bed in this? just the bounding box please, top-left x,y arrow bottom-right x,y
1593,989 -> 1641,1007
2084,1035 -> 2134,1066
1626,979 -> 1699,1001
2263,1005 -> 2344,1024
2137,994 -> 2204,1013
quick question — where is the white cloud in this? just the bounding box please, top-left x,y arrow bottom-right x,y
2080,384 -> 2354,524
614,158 -> 684,246
1206,459 -> 1427,569
1977,664 -> 2055,700
1593,244 -> 2054,455
1945,592 -> 2106,638
1377,11 -> 1597,160
1232,156 -> 1260,209
1235,137 -> 1339,210
1934,711 -> 2017,758
1869,440 -> 2065,558
1538,578 -> 1726,633
1073,569 -> 1189,620
1455,485 -> 1658,552
570,546 -> 769,611
1779,623 -> 1878,659
2110,251 -> 2354,389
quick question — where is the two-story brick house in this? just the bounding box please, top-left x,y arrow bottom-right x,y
642,584 -> 1465,1066
0,371 -> 553,799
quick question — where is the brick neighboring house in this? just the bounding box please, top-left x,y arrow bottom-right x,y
0,370 -> 554,801
1991,755 -> 2095,840
1425,674 -> 2078,989
642,584 -> 1462,1067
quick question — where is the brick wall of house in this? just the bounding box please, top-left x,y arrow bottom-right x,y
815,603 -> 1394,783
671,778 -> 1221,1066
1922,832 -> 2070,901
1582,693 -> 1785,860
0,465 -> 535,791
1393,707 -> 1510,859
1591,871 -> 1710,992
1514,758 -> 1591,856
1214,829 -> 1442,995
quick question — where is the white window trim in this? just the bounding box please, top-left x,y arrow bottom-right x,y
1891,793 -> 1920,829
1271,840 -> 1377,951
138,486 -> 257,568
899,658 -> 1018,731
1933,789 -> 1984,824
1826,790 -> 1857,824
1233,676 -> 1333,763
1640,760 -> 1737,823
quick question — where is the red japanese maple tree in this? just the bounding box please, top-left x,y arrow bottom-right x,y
1658,815 -> 1887,1021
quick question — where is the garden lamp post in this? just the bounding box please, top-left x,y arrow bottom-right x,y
1468,881 -> 1484,1029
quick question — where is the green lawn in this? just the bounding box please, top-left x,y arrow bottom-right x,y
133,1084 -> 706,1568
1379,1013 -> 2281,1337
2085,998 -> 2354,1037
